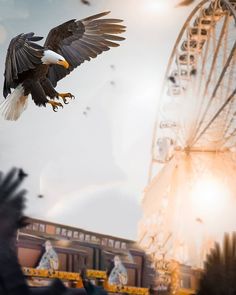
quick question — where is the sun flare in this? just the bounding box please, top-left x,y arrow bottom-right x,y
145,0 -> 171,14
191,175 -> 230,221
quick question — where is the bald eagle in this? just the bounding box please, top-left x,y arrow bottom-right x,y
1,12 -> 125,120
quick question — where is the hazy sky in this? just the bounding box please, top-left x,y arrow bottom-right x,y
0,0 -> 197,239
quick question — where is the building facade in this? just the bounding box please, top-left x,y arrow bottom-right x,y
17,218 -> 156,289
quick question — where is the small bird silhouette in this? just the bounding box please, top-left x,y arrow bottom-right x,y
196,217 -> 203,223
81,0 -> 91,5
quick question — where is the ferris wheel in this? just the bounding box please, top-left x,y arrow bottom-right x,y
139,0 -> 236,276
151,0 -> 236,169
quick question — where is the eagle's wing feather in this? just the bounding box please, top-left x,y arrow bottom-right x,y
176,0 -> 195,6
44,11 -> 126,87
3,33 -> 44,98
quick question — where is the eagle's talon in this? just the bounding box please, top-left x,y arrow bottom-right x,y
58,92 -> 75,103
48,100 -> 63,112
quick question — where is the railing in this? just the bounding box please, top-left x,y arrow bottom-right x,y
22,267 -> 149,295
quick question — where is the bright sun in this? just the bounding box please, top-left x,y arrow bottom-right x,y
190,175 -> 230,221
145,0 -> 171,14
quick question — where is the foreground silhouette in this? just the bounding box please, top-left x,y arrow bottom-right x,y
0,168 -> 108,295
197,232 -> 236,295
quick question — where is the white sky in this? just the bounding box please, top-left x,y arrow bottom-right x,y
0,0 -> 198,239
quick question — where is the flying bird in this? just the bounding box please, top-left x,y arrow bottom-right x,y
37,194 -> 44,199
1,11 -> 126,120
176,0 -> 195,7
81,0 -> 91,5
195,217 -> 203,223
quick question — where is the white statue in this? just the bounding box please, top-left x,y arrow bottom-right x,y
37,240 -> 59,270
108,255 -> 128,285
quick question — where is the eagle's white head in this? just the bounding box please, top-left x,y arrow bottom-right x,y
41,50 -> 69,68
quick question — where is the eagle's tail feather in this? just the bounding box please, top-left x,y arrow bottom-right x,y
0,84 -> 28,121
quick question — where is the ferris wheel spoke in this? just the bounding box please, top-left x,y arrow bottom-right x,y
220,58 -> 236,139
209,41 -> 236,99
219,14 -> 230,98
224,57 -> 236,99
189,15 -> 230,144
193,88 -> 236,145
188,28 -> 212,145
223,128 -> 236,147
190,41 -> 236,146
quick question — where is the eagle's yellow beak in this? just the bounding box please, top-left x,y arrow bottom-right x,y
57,60 -> 69,69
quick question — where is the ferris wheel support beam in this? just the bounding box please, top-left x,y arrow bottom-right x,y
190,41 -> 236,146
193,88 -> 236,144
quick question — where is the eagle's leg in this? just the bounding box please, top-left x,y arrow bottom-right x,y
48,100 -> 63,112
27,80 -> 63,112
40,79 -> 74,104
40,78 -> 58,100
57,93 -> 75,104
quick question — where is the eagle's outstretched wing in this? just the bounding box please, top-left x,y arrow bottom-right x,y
44,11 -> 126,87
3,33 -> 44,98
